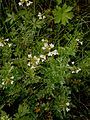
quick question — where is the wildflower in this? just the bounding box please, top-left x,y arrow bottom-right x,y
5,38 -> 9,41
0,42 -> 4,47
28,54 -> 32,58
76,68 -> 81,73
66,102 -> 70,106
43,15 -> 46,19
31,66 -> 35,69
8,43 -> 12,47
48,52 -> 53,56
18,2 -> 23,6
52,50 -> 58,55
26,1 -> 33,6
11,81 -> 14,84
44,43 -> 48,48
76,38 -> 79,42
40,55 -> 46,62
2,82 -> 5,85
41,39 -> 45,42
71,61 -> 75,65
27,62 -> 31,66
38,12 -> 42,19
80,41 -> 83,45
11,76 -> 14,79
35,58 -> 40,65
66,107 -> 70,112
42,47 -> 46,50
49,43 -> 54,48
71,71 -> 75,73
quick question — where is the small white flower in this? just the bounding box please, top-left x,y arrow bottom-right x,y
43,15 -> 46,19
33,56 -> 37,60
48,52 -> 53,56
36,58 -> 40,65
0,42 -> 4,47
66,102 -> 70,106
31,66 -> 35,69
26,1 -> 33,6
5,38 -> 9,41
71,61 -> 75,65
52,50 -> 58,55
40,55 -> 46,59
76,38 -> 79,42
11,76 -> 14,79
2,82 -> 5,85
80,41 -> 83,45
18,2 -> 22,6
38,12 -> 43,19
76,68 -> 81,73
66,107 -> 70,112
11,81 -> 14,84
42,47 -> 46,50
49,43 -> 54,48
39,16 -> 42,19
71,71 -> 75,73
28,54 -> 32,58
38,12 -> 42,17
44,43 -> 48,48
8,43 -> 12,47
41,39 -> 45,42
27,62 -> 31,66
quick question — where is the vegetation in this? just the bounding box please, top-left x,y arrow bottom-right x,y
0,0 -> 90,119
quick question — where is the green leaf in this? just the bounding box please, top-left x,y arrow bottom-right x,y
53,4 -> 73,25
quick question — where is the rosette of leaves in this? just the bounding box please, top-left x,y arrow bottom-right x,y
53,4 -> 73,25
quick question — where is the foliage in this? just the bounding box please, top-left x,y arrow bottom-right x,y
0,0 -> 90,120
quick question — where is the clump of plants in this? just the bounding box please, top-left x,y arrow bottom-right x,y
0,0 -> 89,119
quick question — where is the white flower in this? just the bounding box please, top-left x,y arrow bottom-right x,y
38,12 -> 42,19
5,38 -> 9,41
40,55 -> 46,62
36,58 -> 40,65
41,39 -> 45,42
43,15 -> 46,19
44,43 -> 48,47
80,41 -> 83,45
66,107 -> 70,112
8,43 -> 12,47
40,55 -> 46,59
31,66 -> 35,69
38,12 -> 42,17
42,47 -> 46,50
2,82 -> 5,85
49,43 -> 54,48
52,50 -> 58,55
76,68 -> 81,73
0,42 -> 4,47
48,52 -> 53,56
11,76 -> 14,79
11,81 -> 14,84
71,71 -> 75,73
27,62 -> 31,66
66,102 -> 70,106
26,1 -> 33,6
28,54 -> 32,58
18,2 -> 22,6
71,61 -> 75,65
76,38 -> 79,42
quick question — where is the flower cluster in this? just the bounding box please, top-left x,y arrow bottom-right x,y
0,38 -> 12,47
66,102 -> 70,112
18,0 -> 33,6
38,12 -> 46,20
71,68 -> 81,74
27,38 -> 59,69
